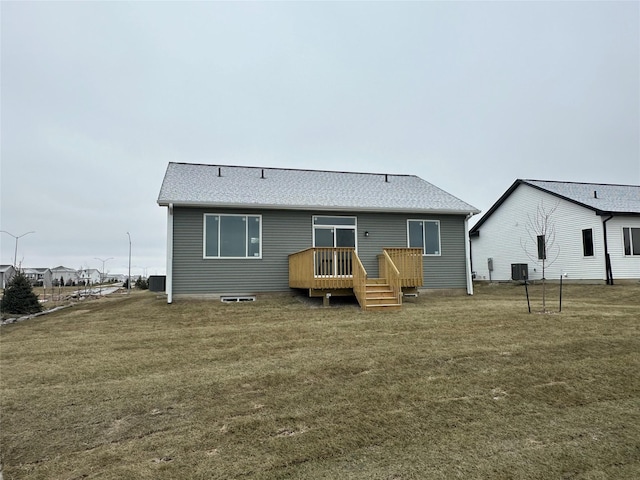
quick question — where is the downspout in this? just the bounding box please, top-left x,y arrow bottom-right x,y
166,203 -> 174,303
602,214 -> 614,285
464,213 -> 474,295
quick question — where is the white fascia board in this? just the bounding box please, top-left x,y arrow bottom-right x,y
158,200 -> 479,216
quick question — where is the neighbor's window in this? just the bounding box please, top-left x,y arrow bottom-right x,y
582,228 -> 594,257
204,214 -> 261,258
408,220 -> 440,255
623,227 -> 640,256
537,235 -> 546,260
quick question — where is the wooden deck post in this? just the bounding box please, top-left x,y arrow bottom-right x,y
323,292 -> 331,307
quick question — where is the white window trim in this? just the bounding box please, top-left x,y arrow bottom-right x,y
407,219 -> 442,256
203,213 -> 263,259
312,215 -> 358,252
622,226 -> 640,257
581,228 -> 595,259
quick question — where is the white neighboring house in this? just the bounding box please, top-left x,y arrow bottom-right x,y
470,180 -> 640,283
0,265 -> 16,288
50,266 -> 79,286
78,268 -> 102,285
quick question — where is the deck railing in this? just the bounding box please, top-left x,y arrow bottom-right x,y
289,248 -> 314,288
289,248 -> 356,289
380,250 -> 402,305
382,248 -> 424,287
352,253 -> 368,308
290,247 -> 423,293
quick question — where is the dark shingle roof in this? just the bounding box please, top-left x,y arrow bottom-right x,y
158,163 -> 479,214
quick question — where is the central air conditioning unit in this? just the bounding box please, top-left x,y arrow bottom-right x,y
511,264 -> 529,281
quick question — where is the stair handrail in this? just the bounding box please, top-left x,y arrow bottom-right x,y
381,250 -> 402,305
352,251 -> 368,308
382,248 -> 423,287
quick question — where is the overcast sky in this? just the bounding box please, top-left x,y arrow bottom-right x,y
1,1 -> 638,276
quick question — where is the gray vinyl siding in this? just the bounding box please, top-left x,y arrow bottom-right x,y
171,207 -> 468,294
355,212 -> 467,288
424,216 -> 468,288
172,207 -> 310,294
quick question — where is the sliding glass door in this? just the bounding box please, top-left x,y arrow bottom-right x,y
313,216 -> 356,276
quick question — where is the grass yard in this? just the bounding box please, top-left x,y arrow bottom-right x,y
1,283 -> 639,479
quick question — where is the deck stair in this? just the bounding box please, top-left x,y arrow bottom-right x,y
364,278 -> 402,311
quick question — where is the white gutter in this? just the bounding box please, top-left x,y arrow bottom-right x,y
464,213 -> 474,295
157,200 -> 480,216
166,203 -> 174,304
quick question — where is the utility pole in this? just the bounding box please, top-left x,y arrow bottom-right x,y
94,257 -> 113,296
126,232 -> 131,295
1,230 -> 35,267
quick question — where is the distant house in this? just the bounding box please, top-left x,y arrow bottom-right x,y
22,268 -> 53,287
469,180 -> 640,283
106,273 -> 126,283
158,163 -> 479,309
78,268 -> 101,284
50,266 -> 78,286
0,265 -> 16,288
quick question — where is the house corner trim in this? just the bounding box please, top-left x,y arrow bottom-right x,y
465,213 -> 474,295
166,203 -> 174,303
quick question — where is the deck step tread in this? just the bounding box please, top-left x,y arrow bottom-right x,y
360,277 -> 404,310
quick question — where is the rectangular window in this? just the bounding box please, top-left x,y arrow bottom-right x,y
582,228 -> 594,257
623,227 -> 640,256
537,235 -> 546,260
407,220 -> 440,255
204,214 -> 261,258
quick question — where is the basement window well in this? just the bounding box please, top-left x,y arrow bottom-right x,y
221,296 -> 257,303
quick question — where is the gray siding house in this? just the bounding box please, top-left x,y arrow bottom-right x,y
158,163 -> 479,309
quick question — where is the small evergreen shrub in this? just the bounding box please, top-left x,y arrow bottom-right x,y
1,271 -> 43,315
135,276 -> 149,290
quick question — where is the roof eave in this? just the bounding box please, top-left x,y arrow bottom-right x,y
595,210 -> 640,217
158,200 -> 479,216
469,179 -> 523,234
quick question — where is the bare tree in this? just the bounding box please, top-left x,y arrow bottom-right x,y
520,201 -> 560,312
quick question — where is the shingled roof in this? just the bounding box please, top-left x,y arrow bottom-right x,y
524,180 -> 640,214
157,163 -> 479,215
470,179 -> 640,234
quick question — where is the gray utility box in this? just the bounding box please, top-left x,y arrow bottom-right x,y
148,275 -> 166,292
511,264 -> 528,281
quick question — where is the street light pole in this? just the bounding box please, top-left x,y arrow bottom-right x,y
94,257 -> 113,296
0,230 -> 35,267
126,232 -> 131,295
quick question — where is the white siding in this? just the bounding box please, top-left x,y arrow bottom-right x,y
607,216 -> 640,280
471,184 -> 607,281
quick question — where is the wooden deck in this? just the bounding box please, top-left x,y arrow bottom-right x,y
288,248 -> 423,310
